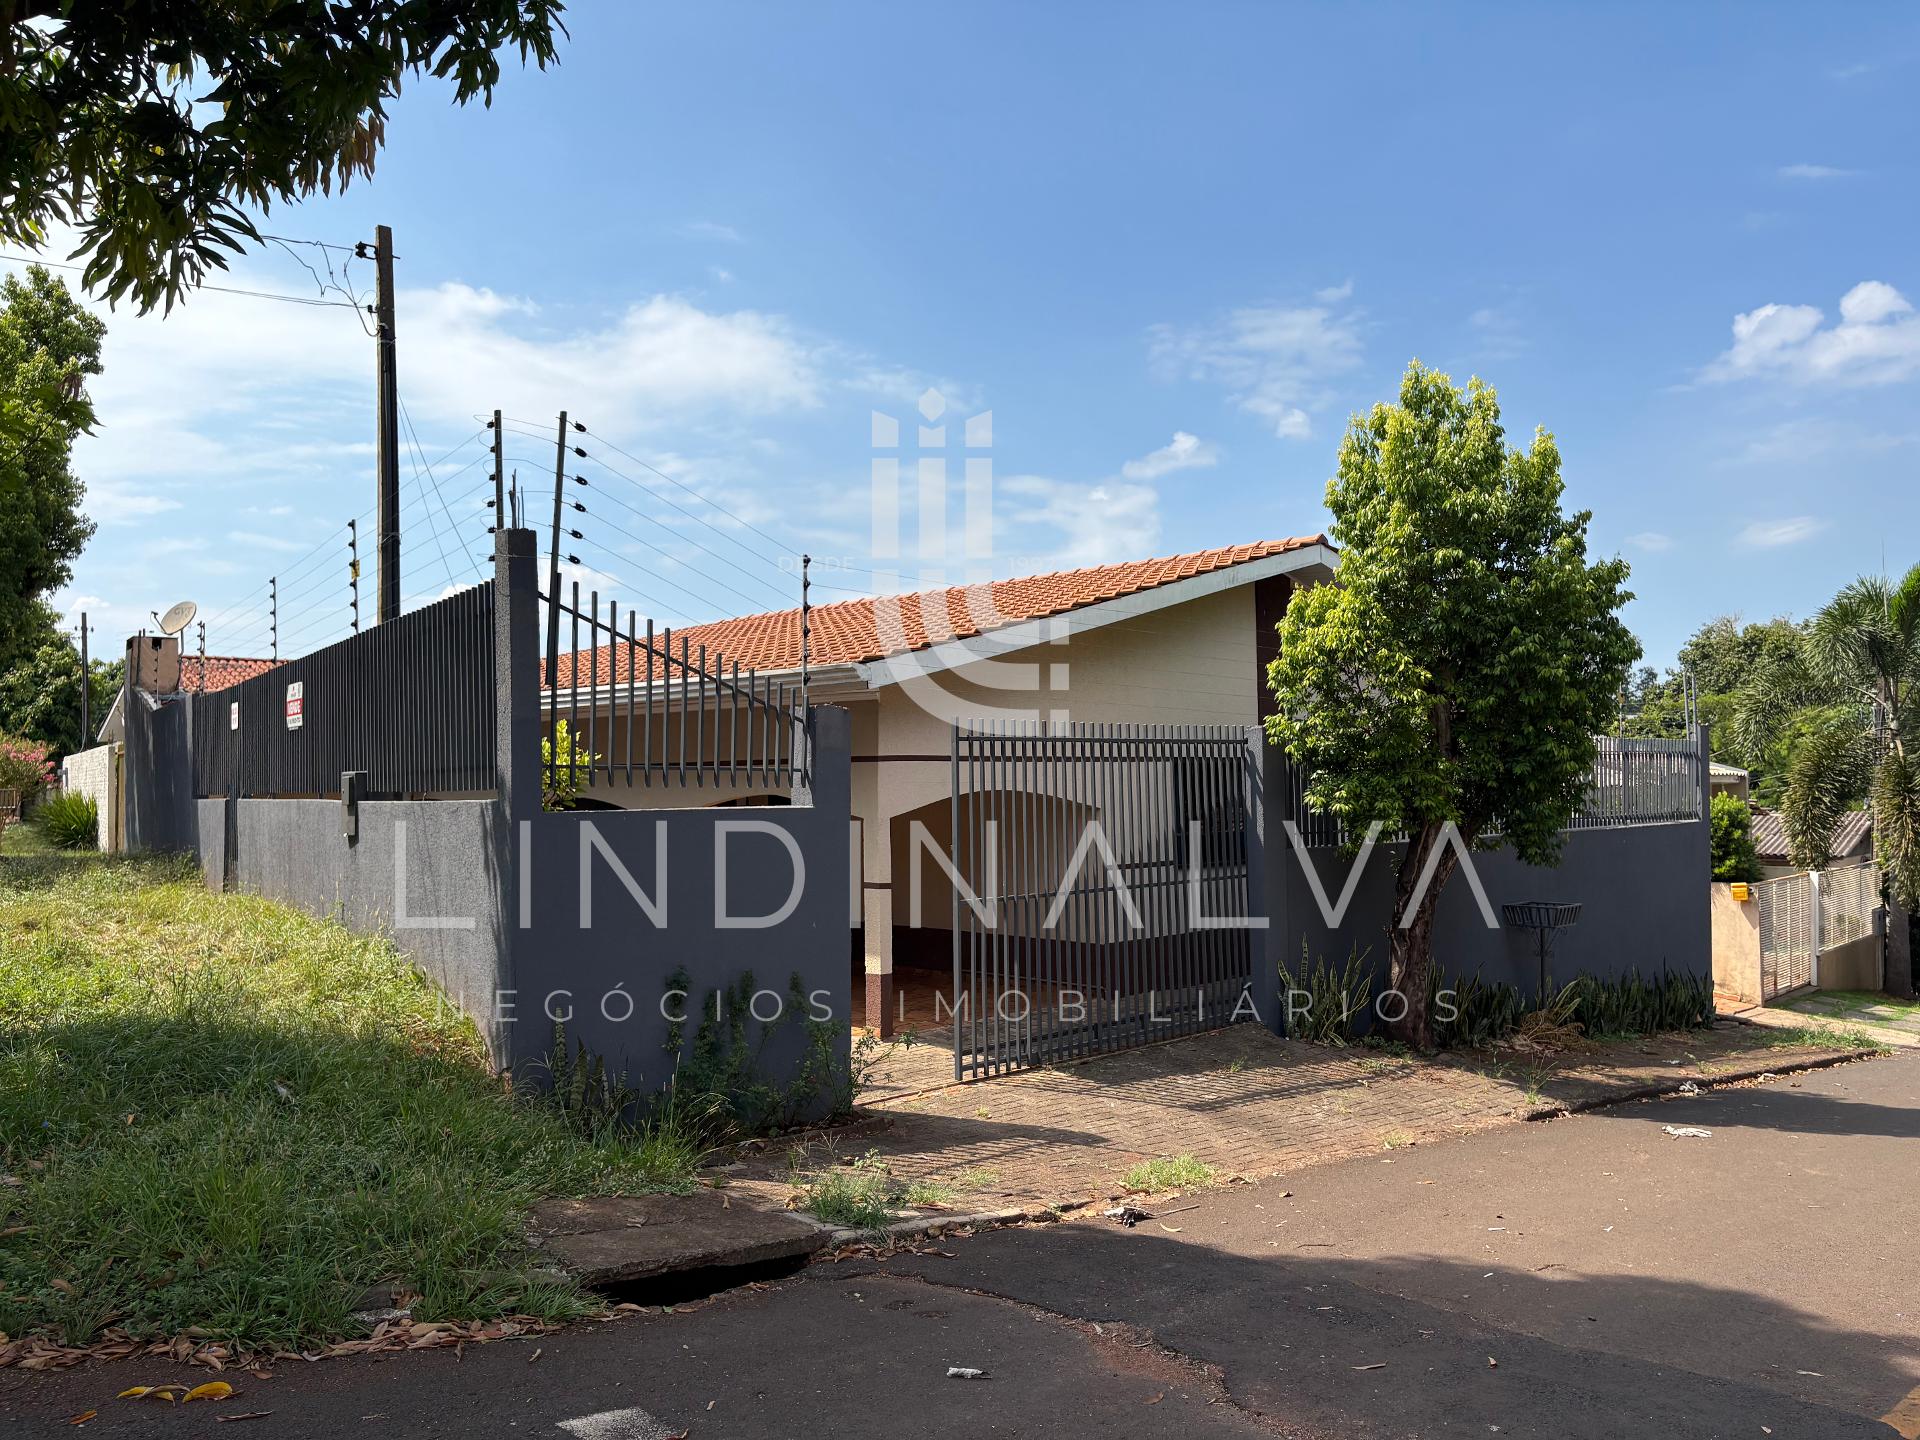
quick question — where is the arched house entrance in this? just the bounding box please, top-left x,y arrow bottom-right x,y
542,535 -> 1338,1076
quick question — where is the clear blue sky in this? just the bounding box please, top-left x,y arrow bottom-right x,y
13,2 -> 1918,669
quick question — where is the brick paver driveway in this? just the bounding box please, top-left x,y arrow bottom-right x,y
746,1020 -> 1874,1213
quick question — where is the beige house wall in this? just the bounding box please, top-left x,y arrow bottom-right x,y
1710,881 -> 1761,1005
857,585 -> 1258,1000
59,742 -> 124,853
1818,932 -> 1882,991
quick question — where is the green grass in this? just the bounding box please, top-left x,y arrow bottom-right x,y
0,821 -> 58,857
797,1151 -> 992,1230
1120,1154 -> 1218,1193
0,855 -> 705,1351
1790,990 -> 1920,1020
1754,1021 -> 1890,1054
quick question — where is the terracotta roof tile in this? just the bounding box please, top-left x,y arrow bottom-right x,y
545,536 -> 1326,690
179,655 -> 280,694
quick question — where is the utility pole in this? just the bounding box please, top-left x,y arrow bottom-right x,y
270,576 -> 278,662
372,223 -> 400,623
544,410 -> 570,680
196,621 -> 206,692
78,612 -> 89,746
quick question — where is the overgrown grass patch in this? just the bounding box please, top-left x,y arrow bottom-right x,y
0,856 -> 703,1351
1120,1154 -> 1217,1193
1754,1022 -> 1888,1054
796,1150 -> 990,1230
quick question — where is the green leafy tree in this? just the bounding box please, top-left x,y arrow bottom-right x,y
1,267 -> 103,646
1709,793 -> 1762,883
1733,566 -> 1920,990
1621,615 -> 1807,800
1265,362 -> 1639,1048
0,633 -> 121,757
2,1 -> 566,314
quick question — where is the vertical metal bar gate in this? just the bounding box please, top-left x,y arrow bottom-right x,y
951,721 -> 1254,1079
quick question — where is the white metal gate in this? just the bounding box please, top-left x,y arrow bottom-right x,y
1757,872 -> 1814,998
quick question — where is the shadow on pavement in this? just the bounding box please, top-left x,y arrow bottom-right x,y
865,1217 -> 1916,1437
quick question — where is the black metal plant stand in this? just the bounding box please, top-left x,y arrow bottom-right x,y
1501,901 -> 1583,1001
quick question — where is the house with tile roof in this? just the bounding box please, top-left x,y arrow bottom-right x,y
542,535 -> 1337,1033
91,653 -> 280,746
1748,806 -> 1875,880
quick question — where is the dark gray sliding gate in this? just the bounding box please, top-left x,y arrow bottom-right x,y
951,722 -> 1255,1080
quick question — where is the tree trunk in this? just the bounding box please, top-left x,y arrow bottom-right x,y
1887,904 -> 1915,1000
1387,822 -> 1458,1050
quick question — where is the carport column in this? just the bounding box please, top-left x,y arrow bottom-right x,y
862,815 -> 896,1038
493,526 -> 542,1068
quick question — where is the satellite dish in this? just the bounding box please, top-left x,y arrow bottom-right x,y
157,599 -> 198,636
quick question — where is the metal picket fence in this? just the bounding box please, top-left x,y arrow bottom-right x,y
1758,871 -> 1815,997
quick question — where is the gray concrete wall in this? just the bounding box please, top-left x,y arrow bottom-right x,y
122,692 -> 198,854
505,706 -> 853,1107
1270,819 -> 1711,1004
221,796 -> 514,1057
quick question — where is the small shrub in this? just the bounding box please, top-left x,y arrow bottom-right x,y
1279,943 -> 1373,1045
1431,968 -> 1527,1049
0,732 -> 54,799
1566,968 -> 1714,1038
30,790 -> 97,850
1710,793 -> 1763,882
1121,1154 -> 1218,1193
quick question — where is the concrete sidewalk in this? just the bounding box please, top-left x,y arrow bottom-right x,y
743,1019 -> 1877,1217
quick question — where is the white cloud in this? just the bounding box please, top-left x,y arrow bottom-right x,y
1149,292 -> 1365,439
998,474 -> 1163,571
1314,279 -> 1354,304
678,220 -> 743,243
1626,531 -> 1674,552
1731,417 -> 1920,466
1121,431 -> 1219,481
1737,516 -> 1827,548
84,480 -> 182,524
1468,303 -> 1530,360
1777,163 -> 1859,180
226,530 -> 313,553
1704,281 -> 1920,386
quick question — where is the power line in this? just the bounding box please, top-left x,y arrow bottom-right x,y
574,422 -> 796,560
523,493 -> 751,623
401,399 -> 482,583
0,253 -> 361,309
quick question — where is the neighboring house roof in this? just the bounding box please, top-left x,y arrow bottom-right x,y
180,655 -> 280,694
1749,806 -> 1874,864
546,536 -> 1329,690
1710,761 -> 1749,781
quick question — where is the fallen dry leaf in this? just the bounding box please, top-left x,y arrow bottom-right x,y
65,1410 -> 95,1426
184,1381 -> 234,1403
214,1412 -> 274,1423
1352,1363 -> 1387,1371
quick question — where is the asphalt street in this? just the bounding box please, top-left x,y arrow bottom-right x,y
4,1050 -> 1915,1438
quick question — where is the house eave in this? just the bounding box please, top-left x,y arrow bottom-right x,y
852,541 -> 1337,690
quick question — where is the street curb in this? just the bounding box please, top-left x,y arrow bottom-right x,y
815,1202 -> 1082,1249
1515,1045 -> 1883,1122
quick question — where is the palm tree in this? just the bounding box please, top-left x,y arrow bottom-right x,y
1734,565 -> 1920,994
